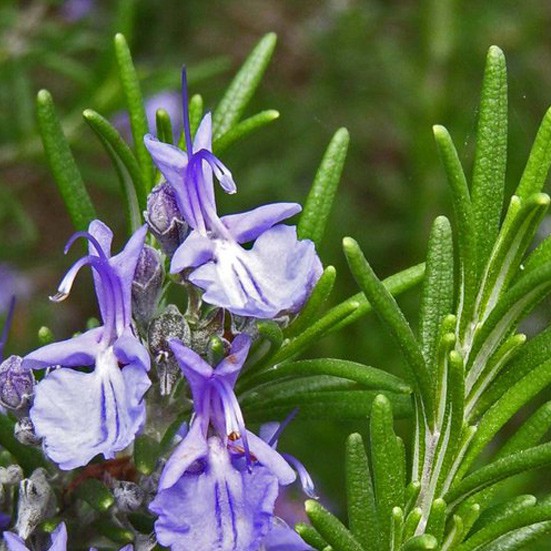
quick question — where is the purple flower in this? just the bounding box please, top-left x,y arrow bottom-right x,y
150,335 -> 296,550
24,220 -> 151,470
144,69 -> 322,319
3,522 -> 133,551
4,522 -> 67,551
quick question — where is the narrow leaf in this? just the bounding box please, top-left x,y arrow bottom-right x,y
36,90 -> 96,231
156,108 -> 174,144
516,106 -> 551,199
213,110 -> 280,154
403,508 -> 423,542
432,125 -> 476,335
296,523 -> 330,551
114,33 -> 154,197
82,109 -> 144,228
75,479 -> 114,512
345,432 -> 380,549
241,358 -> 411,395
402,535 -> 438,550
370,395 -> 405,547
419,216 -> 454,365
445,442 -> 551,509
471,45 -> 508,277
425,498 -> 447,543
134,434 -> 161,476
298,128 -> 350,247
285,266 -> 337,338
305,500 -> 364,551
473,494 -> 536,532
213,33 -> 277,140
344,238 -> 433,417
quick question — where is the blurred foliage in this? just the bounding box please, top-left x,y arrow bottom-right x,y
1,1 -> 550,544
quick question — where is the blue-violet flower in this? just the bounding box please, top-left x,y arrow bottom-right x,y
149,335 -> 297,550
144,69 -> 322,319
24,220 -> 151,469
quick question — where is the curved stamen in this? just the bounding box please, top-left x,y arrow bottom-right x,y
63,231 -> 110,262
194,149 -> 237,194
181,66 -> 193,154
212,378 -> 252,468
50,255 -> 99,302
267,408 -> 299,448
282,452 -> 318,498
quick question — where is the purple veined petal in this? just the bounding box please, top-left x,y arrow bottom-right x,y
30,346 -> 147,469
157,421 -> 208,490
170,230 -> 215,273
108,224 -> 148,333
121,363 -> 152,437
215,333 -> 252,387
221,203 -> 302,244
168,338 -> 213,402
246,430 -> 296,485
262,517 -> 314,551
113,327 -> 151,372
151,436 -> 278,551
192,113 -> 213,153
88,219 -> 114,257
23,327 -> 104,370
3,532 -> 28,551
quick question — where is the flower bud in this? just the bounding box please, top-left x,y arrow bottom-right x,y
0,464 -> 23,486
0,355 -> 34,410
15,468 -> 55,539
132,245 -> 164,326
148,305 -> 191,395
14,417 -> 41,446
145,182 -> 189,256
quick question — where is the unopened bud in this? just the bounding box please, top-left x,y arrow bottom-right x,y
0,356 -> 34,410
0,464 -> 23,486
113,481 -> 144,512
145,182 -> 189,256
132,245 -> 164,326
14,417 -> 41,446
148,305 -> 190,395
15,468 -> 55,539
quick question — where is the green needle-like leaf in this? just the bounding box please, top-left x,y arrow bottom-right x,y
75,478 -> 114,512
285,266 -> 337,338
461,359 -> 551,475
114,33 -> 154,197
471,45 -> 508,278
241,358 -> 411,394
457,504 -> 551,550
296,523 -> 330,551
516,106 -> 551,199
305,500 -> 364,551
345,432 -> 380,549
298,128 -> 350,247
402,535 -> 438,550
370,395 -> 406,548
521,233 -> 551,278
473,494 -> 537,532
188,94 -> 204,139
425,498 -> 447,544
344,237 -> 433,418
403,508 -> 423,542
36,90 -> 96,231
419,216 -> 454,366
82,108 -> 145,225
213,110 -> 280,154
156,108 -> 174,144
432,125 -> 476,334
243,389 -> 412,422
329,263 -> 425,334
133,434 -> 161,475
445,442 -> 551,509
213,33 -> 277,140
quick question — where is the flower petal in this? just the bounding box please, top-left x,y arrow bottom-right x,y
23,327 -> 104,370
216,333 -> 251,387
221,203 -> 302,244
263,517 -> 314,550
114,327 -> 151,372
151,436 -> 278,551
158,421 -> 208,490
3,532 -> 28,551
144,134 -> 188,187
30,347 -> 148,469
170,230 -> 215,273
48,522 -> 68,551
246,430 -> 296,485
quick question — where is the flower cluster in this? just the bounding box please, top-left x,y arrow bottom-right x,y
0,68 -> 320,549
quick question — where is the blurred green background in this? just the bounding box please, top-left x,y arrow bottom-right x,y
1,0 -> 550,542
